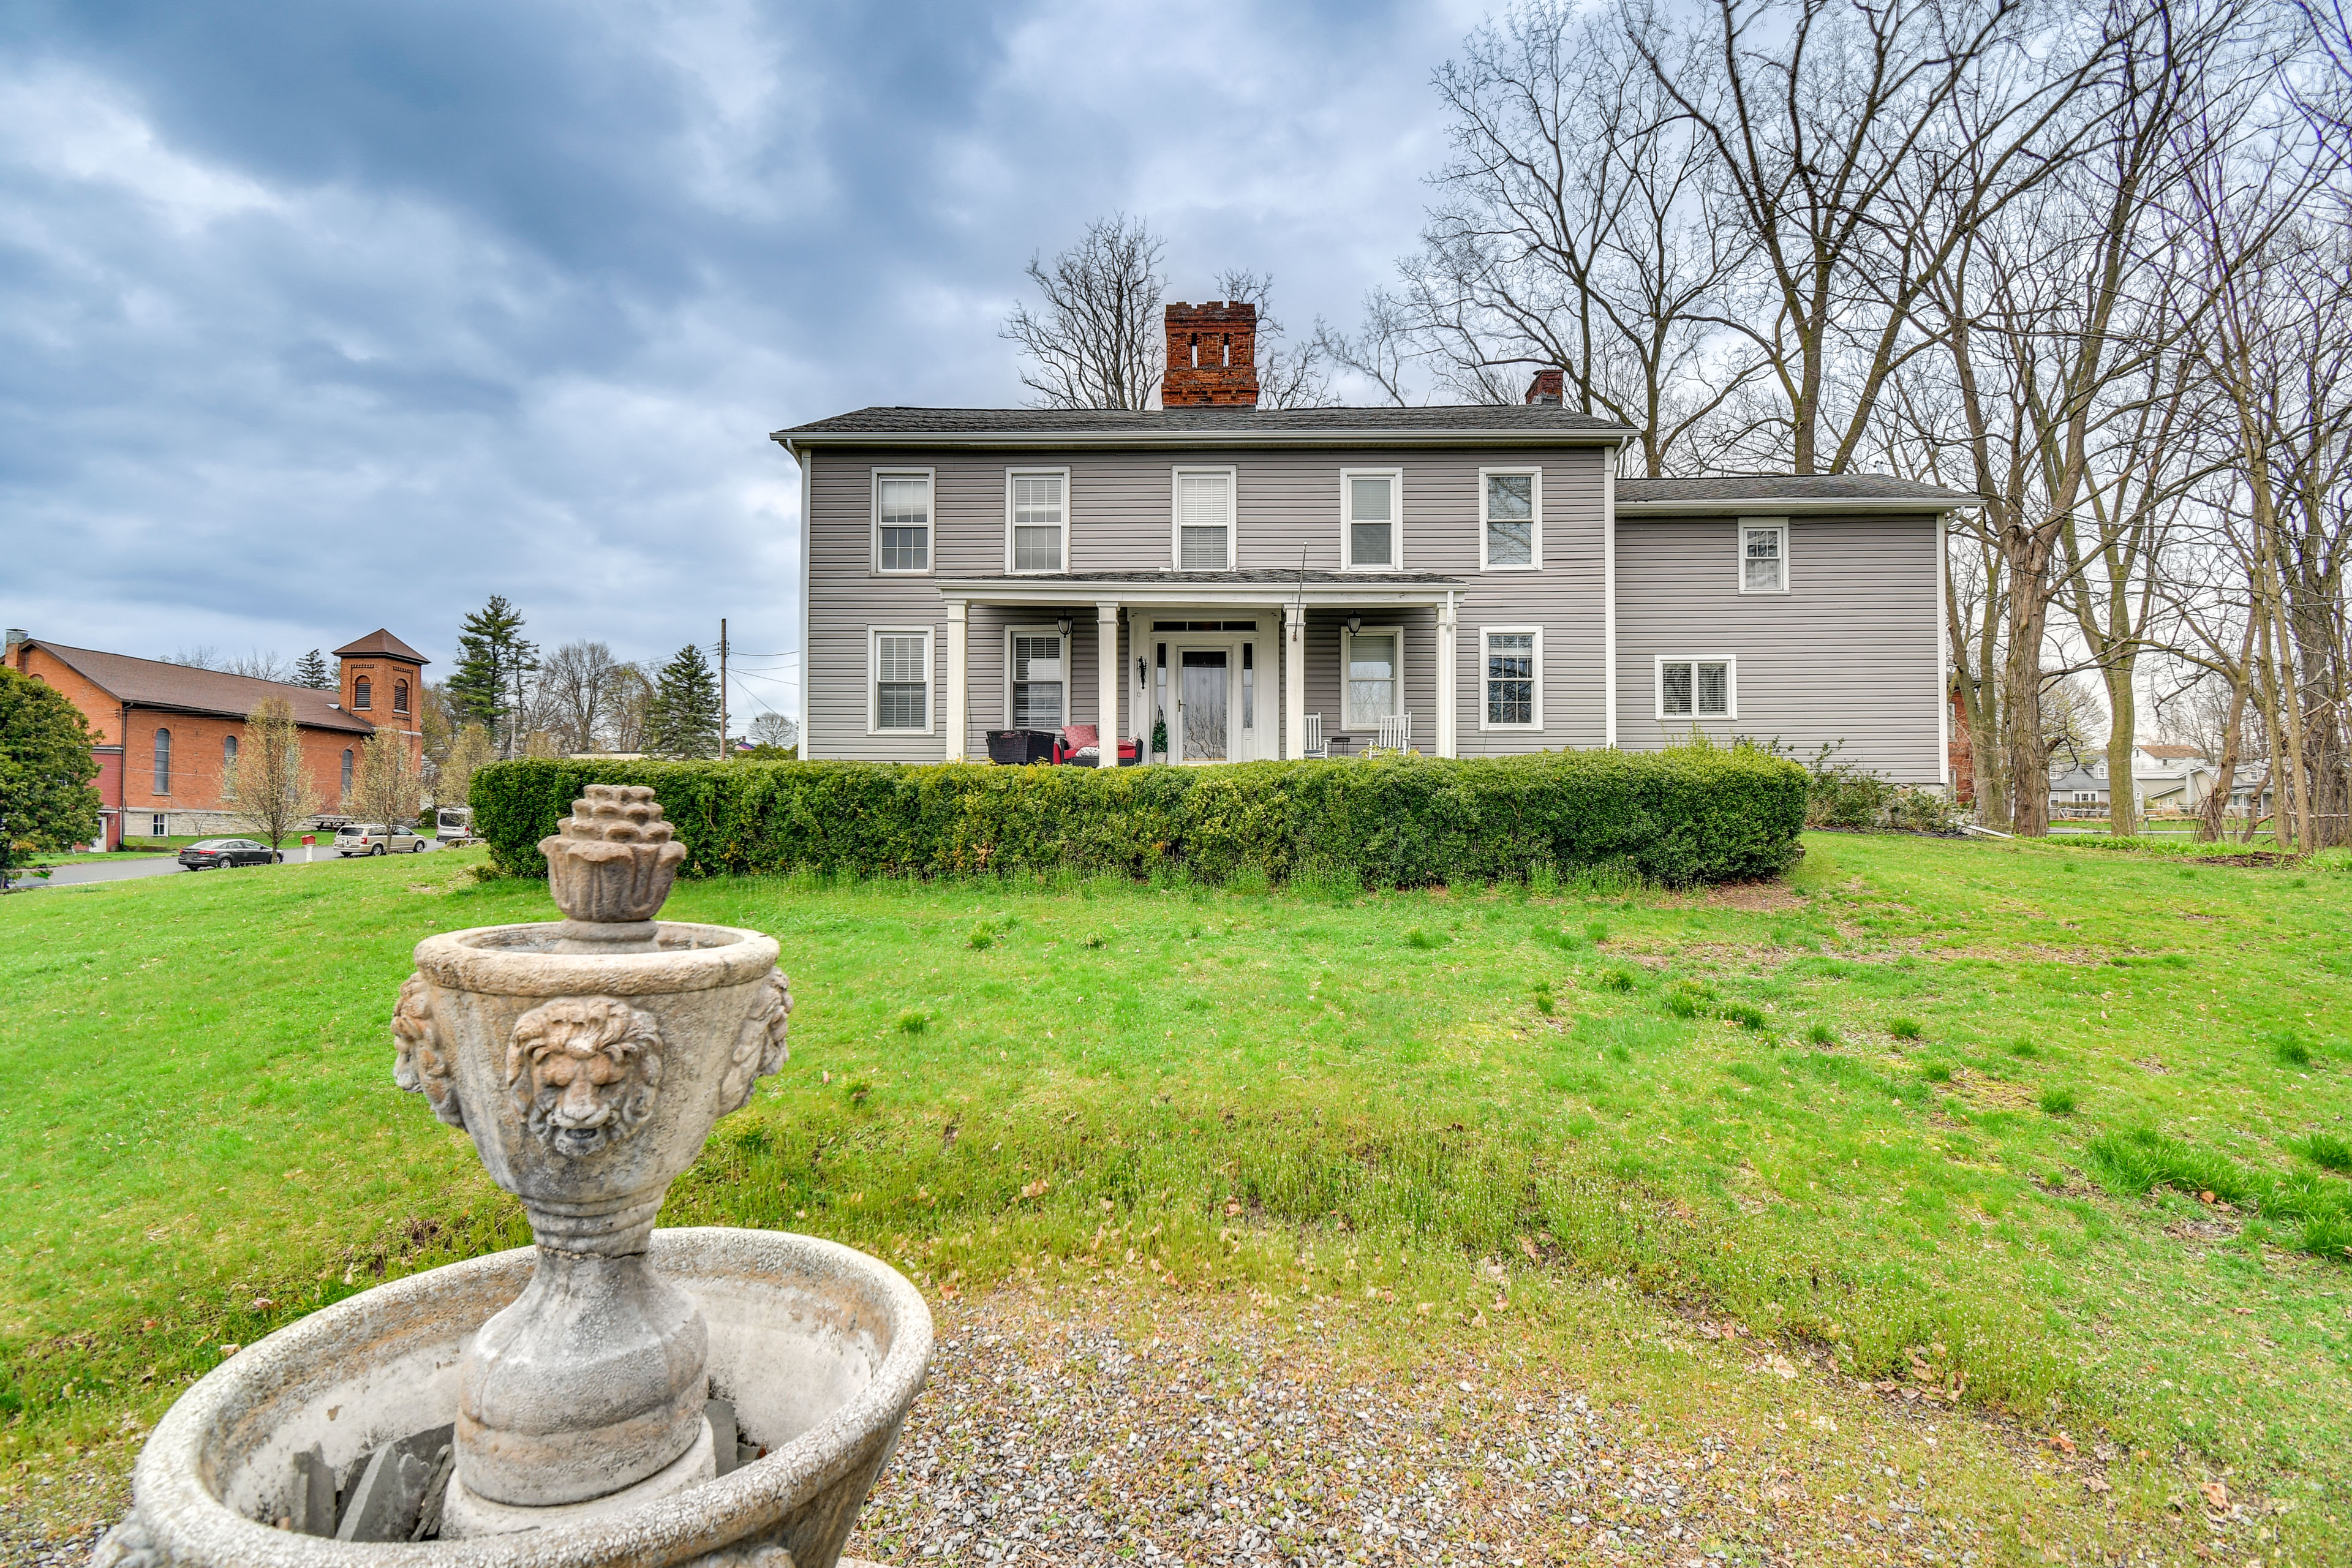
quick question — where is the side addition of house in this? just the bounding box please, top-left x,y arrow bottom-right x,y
774,304 -> 1972,782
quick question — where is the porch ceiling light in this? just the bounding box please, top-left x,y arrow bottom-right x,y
1347,615 -> 1363,635
1055,616 -> 1072,639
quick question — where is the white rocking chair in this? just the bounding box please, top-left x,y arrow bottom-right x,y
1302,712 -> 1326,759
1372,713 -> 1414,753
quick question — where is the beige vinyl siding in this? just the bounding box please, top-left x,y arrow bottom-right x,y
801,443 -> 1613,761
1613,514 -> 1943,781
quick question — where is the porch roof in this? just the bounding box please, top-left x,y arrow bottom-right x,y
936,570 -> 1463,608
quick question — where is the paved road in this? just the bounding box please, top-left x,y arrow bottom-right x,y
10,841 -> 442,891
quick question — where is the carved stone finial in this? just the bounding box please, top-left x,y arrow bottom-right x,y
539,785 -> 688,930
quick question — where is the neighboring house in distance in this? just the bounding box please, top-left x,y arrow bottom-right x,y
2046,742 -> 2225,818
3,627 -> 427,846
772,303 -> 1974,781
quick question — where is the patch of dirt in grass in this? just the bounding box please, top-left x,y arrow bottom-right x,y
842,1286 -> 2241,1567
1948,1069 -> 2038,1113
1694,880 -> 1809,913
2163,1213 -> 2245,1244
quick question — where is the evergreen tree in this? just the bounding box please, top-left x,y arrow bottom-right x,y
643,644 -> 722,758
293,648 -> 334,689
446,595 -> 538,756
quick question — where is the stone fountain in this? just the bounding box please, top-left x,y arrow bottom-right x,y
96,785 -> 930,1568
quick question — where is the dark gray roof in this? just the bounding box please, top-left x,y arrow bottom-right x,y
775,404 -> 1631,447
1618,473 -> 1980,511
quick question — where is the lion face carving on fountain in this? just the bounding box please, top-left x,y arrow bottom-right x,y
506,996 -> 665,1157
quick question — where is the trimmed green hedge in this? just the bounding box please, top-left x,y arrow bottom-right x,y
472,748 -> 1804,889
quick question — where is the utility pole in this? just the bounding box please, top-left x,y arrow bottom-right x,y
718,617 -> 728,763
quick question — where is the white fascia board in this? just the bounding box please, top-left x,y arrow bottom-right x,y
1615,499 -> 1979,516
935,579 -> 1458,608
774,427 -> 1636,453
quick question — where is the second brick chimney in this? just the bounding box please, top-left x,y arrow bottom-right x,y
1525,368 -> 1564,405
1163,301 -> 1259,407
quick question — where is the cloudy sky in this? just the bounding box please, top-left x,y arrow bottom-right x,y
1,0 -> 1490,723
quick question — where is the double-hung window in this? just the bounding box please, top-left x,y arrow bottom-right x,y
1174,468 -> 1235,570
874,471 -> 933,573
1481,628 -> 1541,729
1480,469 -> 1540,569
1739,518 -> 1789,592
1007,469 -> 1066,573
1340,469 -> 1400,570
870,629 -> 933,733
1657,657 -> 1735,720
1342,624 -> 1401,728
1008,628 -> 1066,729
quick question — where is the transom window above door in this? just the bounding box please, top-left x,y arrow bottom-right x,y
1173,468 -> 1235,570
873,470 -> 933,573
1007,470 -> 1067,573
1341,469 -> 1400,570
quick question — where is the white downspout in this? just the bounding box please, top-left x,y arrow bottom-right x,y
1603,449 -> 1618,749
944,599 -> 968,761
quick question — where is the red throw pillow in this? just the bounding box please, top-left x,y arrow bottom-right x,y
1062,723 -> 1099,748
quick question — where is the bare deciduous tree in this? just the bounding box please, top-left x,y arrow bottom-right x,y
222,697 -> 319,852
538,640 -> 624,755
1002,214 -> 1167,410
350,726 -> 423,835
1211,269 -> 1334,409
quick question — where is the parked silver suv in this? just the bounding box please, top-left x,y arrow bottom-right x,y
334,823 -> 428,856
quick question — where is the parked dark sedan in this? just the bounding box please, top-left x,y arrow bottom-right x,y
177,838 -> 282,869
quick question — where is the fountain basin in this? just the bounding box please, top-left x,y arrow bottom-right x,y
109,1229 -> 931,1568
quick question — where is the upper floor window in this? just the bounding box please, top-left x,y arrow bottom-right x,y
1341,469 -> 1400,571
153,727 -> 172,794
1480,469 -> 1540,570
874,471 -> 933,573
222,734 -> 239,797
394,679 -> 410,715
353,676 -> 372,709
1740,519 -> 1789,593
1007,470 -> 1067,573
1173,469 -> 1235,571
1657,657 -> 1735,720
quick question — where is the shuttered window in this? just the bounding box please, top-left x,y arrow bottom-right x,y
1175,470 -> 1234,570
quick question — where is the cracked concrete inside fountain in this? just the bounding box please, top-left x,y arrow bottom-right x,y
94,785 -> 932,1568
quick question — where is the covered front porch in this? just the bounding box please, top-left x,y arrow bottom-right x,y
934,572 -> 1466,763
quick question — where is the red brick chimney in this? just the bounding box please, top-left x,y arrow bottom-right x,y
1525,368 -> 1564,405
1163,301 -> 1259,407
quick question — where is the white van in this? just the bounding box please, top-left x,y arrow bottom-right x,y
334,823 -> 428,856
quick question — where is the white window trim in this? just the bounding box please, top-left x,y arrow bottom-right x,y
1338,467 -> 1403,573
1339,622 -> 1406,729
870,467 -> 936,576
1653,655 -> 1738,722
1476,624 -> 1544,732
1736,516 -> 1790,595
1003,623 -> 1070,729
1003,466 -> 1071,575
868,626 -> 936,736
1170,465 -> 1238,572
1477,466 -> 1544,571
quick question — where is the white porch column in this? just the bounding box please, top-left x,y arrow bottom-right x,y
1436,590 -> 1458,758
1096,601 -> 1121,763
1283,600 -> 1307,759
944,600 -> 968,761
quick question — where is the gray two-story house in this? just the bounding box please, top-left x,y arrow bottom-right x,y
774,301 -> 1969,783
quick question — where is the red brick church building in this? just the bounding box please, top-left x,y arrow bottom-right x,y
4,628 -> 427,847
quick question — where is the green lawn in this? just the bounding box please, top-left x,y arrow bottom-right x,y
2,836 -> 2348,1556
